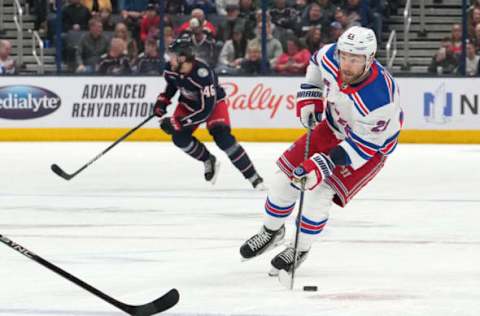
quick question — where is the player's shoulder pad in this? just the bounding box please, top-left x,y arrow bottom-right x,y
191,60 -> 213,84
317,44 -> 340,78
163,62 -> 178,76
309,43 -> 336,67
355,62 -> 397,114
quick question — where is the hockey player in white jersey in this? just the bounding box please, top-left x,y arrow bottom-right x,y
239,26 -> 404,275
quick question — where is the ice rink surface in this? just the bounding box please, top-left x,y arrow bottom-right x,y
0,141 -> 479,316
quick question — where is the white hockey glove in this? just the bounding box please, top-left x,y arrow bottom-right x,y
292,153 -> 334,191
296,84 -> 324,129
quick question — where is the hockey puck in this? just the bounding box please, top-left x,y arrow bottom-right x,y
303,286 -> 318,292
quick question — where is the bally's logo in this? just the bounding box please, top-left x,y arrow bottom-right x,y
423,83 -> 453,124
0,85 -> 61,120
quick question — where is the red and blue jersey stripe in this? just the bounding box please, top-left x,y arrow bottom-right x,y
265,198 -> 295,218
320,45 -> 339,79
298,216 -> 328,235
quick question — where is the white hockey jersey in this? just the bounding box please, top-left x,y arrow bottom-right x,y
306,43 -> 404,170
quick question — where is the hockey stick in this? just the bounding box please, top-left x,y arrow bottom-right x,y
0,234 -> 179,316
279,117 -> 314,290
51,114 -> 156,181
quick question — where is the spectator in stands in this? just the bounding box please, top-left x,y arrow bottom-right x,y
98,8 -> 116,31
342,0 -> 367,28
468,7 -> 480,38
183,18 -> 217,66
140,4 -> 161,43
76,18 -> 109,73
33,0 -> 48,31
217,3 -> 245,44
0,40 -> 16,75
239,0 -> 257,39
450,24 -> 463,57
274,36 -> 310,75
472,23 -> 480,52
166,0 -> 187,14
177,8 -> 217,38
120,2 -> 146,43
216,0 -> 239,15
303,26 -> 324,53
428,37 -> 459,75
270,0 -> 301,38
62,0 -> 92,31
333,8 -> 354,30
317,0 -> 336,23
327,21 -> 344,43
216,23 -> 248,74
114,22 -> 138,64
248,19 -> 283,68
97,38 -> 132,74
299,3 -> 329,36
464,41 -> 480,76
136,38 -> 163,74
293,0 -> 309,17
185,0 -> 217,14
164,26 -> 175,48
81,0 -> 112,13
240,41 -> 268,74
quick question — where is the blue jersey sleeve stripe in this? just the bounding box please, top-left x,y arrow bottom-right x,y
382,131 -> 401,147
350,131 -> 381,150
345,138 -> 372,160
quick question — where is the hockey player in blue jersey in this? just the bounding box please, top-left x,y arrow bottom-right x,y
153,35 -> 266,190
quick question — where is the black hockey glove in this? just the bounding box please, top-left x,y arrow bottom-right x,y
160,116 -> 183,135
153,93 -> 171,117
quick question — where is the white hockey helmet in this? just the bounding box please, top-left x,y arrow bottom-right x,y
337,26 -> 377,72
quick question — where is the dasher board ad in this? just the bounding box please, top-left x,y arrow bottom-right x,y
0,76 -> 479,130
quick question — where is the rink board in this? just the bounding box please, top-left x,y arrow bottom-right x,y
0,76 -> 479,143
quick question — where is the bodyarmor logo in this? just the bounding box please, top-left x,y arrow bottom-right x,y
423,83 -> 453,124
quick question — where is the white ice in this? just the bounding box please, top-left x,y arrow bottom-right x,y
0,141 -> 479,316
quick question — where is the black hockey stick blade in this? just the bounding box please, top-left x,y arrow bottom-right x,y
50,163 -> 74,180
0,234 -> 179,315
127,289 -> 180,316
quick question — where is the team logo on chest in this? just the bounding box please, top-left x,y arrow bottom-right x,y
180,87 -> 197,100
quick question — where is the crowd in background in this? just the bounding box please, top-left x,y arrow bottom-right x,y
428,0 -> 480,76
3,0 -> 480,76
1,0 -> 397,75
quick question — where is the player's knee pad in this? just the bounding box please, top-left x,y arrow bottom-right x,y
172,131 -> 194,148
209,124 -> 236,150
268,169 -> 299,206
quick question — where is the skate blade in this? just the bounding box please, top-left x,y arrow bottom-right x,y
278,269 -> 294,289
254,182 -> 268,191
209,161 -> 221,185
268,267 -> 279,277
